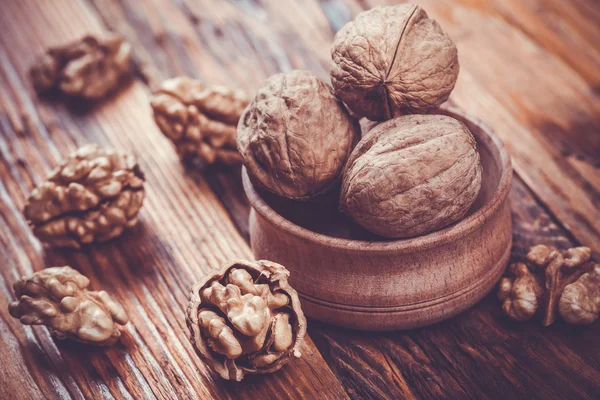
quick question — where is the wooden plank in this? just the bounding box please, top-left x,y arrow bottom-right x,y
0,0 -> 347,399
85,0 -> 600,397
2,0 -> 600,398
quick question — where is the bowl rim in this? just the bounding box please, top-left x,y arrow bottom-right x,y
243,106 -> 513,254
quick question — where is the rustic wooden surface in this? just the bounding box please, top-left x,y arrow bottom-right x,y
0,0 -> 598,399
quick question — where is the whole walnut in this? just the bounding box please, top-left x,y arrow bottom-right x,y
151,77 -> 249,166
237,70 -> 360,200
187,260 -> 306,381
498,245 -> 597,326
9,266 -> 129,346
24,144 -> 145,249
30,33 -> 132,100
330,5 -> 459,121
340,114 -> 482,238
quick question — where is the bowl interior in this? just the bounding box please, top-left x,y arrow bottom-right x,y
246,107 -> 510,243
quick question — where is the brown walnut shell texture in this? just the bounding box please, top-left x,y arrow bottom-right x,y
9,266 -> 129,346
331,4 -> 459,121
237,70 -> 360,200
186,260 -> 307,381
24,144 -> 145,249
30,33 -> 132,100
150,77 -> 249,166
340,114 -> 482,239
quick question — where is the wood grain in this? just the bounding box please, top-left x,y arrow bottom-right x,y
0,0 -> 599,399
0,1 -> 346,399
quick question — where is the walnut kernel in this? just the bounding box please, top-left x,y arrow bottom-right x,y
8,266 -> 128,346
498,245 -> 596,326
151,77 -> 249,166
187,260 -> 306,381
559,264 -> 600,325
30,33 -> 132,100
24,144 -> 145,249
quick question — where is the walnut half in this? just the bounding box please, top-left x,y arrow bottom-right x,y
30,33 -> 132,100
150,76 -> 249,167
186,260 -> 307,381
24,144 -> 145,249
498,245 -> 596,326
8,266 -> 129,346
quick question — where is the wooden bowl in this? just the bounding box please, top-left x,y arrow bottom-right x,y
242,106 -> 512,331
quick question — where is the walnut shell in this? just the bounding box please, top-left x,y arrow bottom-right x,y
186,260 -> 306,381
330,5 -> 459,121
24,144 -> 145,249
340,114 -> 482,238
30,33 -> 132,100
8,266 -> 129,346
237,70 -> 360,200
150,77 -> 249,166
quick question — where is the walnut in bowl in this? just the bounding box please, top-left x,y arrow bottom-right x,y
237,70 -> 360,200
243,106 -> 512,330
331,4 -> 459,120
340,114 -> 482,239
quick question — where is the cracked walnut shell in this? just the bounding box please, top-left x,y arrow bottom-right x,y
151,77 -> 249,166
330,4 -> 459,121
30,33 -> 132,100
9,266 -> 129,346
498,244 -> 597,326
24,144 -> 145,249
340,114 -> 482,239
187,260 -> 307,381
237,70 -> 360,200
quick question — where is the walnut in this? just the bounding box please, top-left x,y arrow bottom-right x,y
559,264 -> 600,324
187,260 -> 306,381
498,263 -> 543,321
150,77 -> 249,167
237,70 -> 360,200
24,144 -> 145,249
30,33 -> 132,100
498,245 -> 596,326
340,114 -> 481,238
330,5 -> 459,121
8,266 -> 128,346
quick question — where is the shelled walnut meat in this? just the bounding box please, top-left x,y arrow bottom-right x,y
187,260 -> 306,381
340,114 -> 482,238
498,244 -> 599,326
30,33 -> 132,100
24,144 -> 145,249
331,4 -> 459,121
151,77 -> 249,166
9,266 -> 129,346
237,70 -> 360,200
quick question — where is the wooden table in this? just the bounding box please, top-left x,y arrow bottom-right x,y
1,0 -> 599,399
